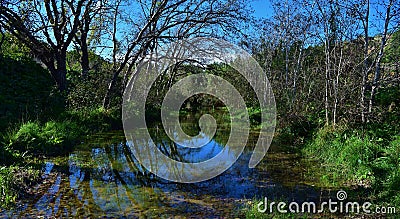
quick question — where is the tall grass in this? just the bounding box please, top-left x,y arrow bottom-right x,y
302,125 -> 400,209
3,120 -> 83,155
1,107 -> 121,156
302,125 -> 381,186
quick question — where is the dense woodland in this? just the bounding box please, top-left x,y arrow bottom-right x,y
0,0 -> 400,217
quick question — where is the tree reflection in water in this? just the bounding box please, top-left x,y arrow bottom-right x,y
7,123 -> 322,218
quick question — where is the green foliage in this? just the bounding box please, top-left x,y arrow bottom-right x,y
146,63 -> 260,112
374,85 -> 400,125
5,120 -> 83,155
302,125 -> 400,208
66,50 -> 113,110
0,33 -> 31,60
3,107 -> 121,156
372,136 -> 400,208
0,166 -> 17,208
383,30 -> 400,64
64,107 -> 121,131
302,126 -> 381,185
7,122 -> 41,152
248,107 -> 262,124
275,116 -> 317,148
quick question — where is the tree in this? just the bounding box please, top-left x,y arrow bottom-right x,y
1,0 -> 250,107
368,0 -> 400,115
73,0 -> 108,80
348,0 -> 372,123
254,0 -> 381,125
0,0 -> 100,92
100,0 -> 251,108
253,0 -> 315,115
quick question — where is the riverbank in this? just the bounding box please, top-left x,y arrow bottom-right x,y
244,117 -> 400,218
0,107 -> 121,208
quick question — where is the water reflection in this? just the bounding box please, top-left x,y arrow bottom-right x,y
2,124 -> 328,218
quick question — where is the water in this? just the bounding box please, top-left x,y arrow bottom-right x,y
1,122 -> 335,218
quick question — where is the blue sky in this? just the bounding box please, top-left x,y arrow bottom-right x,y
250,0 -> 273,19
248,0 -> 394,35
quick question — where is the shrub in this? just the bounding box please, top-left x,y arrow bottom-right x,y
0,54 -> 63,131
5,120 -> 84,155
7,122 -> 41,152
0,166 -> 17,208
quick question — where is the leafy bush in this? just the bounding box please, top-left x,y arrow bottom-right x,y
0,53 -> 64,131
64,107 -> 121,131
0,166 -> 17,207
2,107 -> 120,156
7,122 -> 41,152
275,115 -> 317,147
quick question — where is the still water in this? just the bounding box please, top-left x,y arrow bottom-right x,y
1,121 -> 335,218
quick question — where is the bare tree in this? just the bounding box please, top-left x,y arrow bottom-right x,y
101,0 -> 251,108
73,0 -> 108,79
1,0 -> 250,105
368,0 -> 399,115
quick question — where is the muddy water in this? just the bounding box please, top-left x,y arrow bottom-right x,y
1,123 -> 336,218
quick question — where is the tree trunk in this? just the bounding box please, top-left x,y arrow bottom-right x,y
369,0 -> 392,114
361,0 -> 370,123
103,71 -> 119,109
324,36 -> 331,125
292,45 -> 303,105
44,54 -> 67,93
325,52 -> 330,126
54,68 -> 67,92
81,39 -> 89,80
56,53 -> 68,92
80,17 -> 91,79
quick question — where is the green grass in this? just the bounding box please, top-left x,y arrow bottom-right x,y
244,199 -> 310,219
302,125 -> 380,186
1,107 -> 121,156
372,136 -> 400,208
3,120 -> 83,155
301,125 -> 400,209
64,107 -> 121,131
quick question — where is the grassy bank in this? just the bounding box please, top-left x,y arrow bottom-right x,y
243,114 -> 400,218
0,107 -> 121,208
302,125 -> 400,208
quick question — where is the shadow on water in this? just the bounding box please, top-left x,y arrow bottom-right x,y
1,121 -> 337,218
